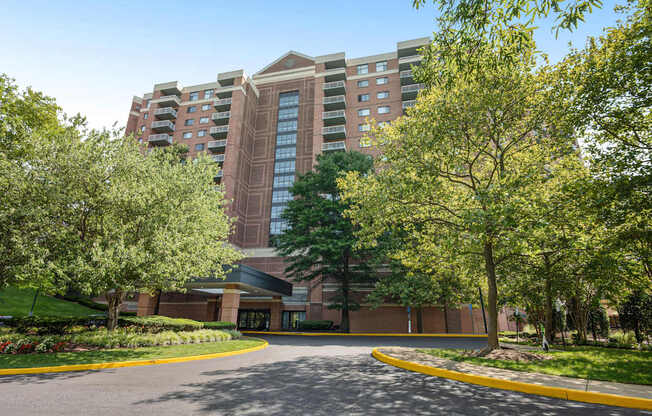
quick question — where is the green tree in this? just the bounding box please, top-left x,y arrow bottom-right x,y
276,151 -> 375,333
619,290 -> 652,343
340,41 -> 574,350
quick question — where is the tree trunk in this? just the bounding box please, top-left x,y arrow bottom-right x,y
443,306 -> 449,333
483,241 -> 500,350
106,289 -> 124,331
416,307 -> 424,333
544,256 -> 554,344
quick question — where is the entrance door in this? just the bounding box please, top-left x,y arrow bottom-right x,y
237,309 -> 271,330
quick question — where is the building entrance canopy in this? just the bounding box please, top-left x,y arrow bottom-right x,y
186,264 -> 292,297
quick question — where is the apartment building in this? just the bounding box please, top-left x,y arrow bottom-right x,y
128,37 -> 490,333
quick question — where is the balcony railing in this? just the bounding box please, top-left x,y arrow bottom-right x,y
400,70 -> 414,85
151,120 -> 175,133
321,141 -> 346,152
323,95 -> 346,111
322,110 -> 346,126
213,98 -> 232,111
148,133 -> 173,146
209,126 -> 229,138
322,125 -> 346,140
153,107 -> 177,120
207,139 -> 227,151
211,111 -> 230,125
321,67 -> 346,82
211,154 -> 225,163
398,54 -> 423,71
401,84 -> 426,100
322,80 -> 346,96
152,95 -> 181,107
402,100 -> 416,112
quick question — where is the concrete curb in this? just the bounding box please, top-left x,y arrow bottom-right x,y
371,348 -> 652,411
0,340 -> 268,376
242,331 -> 488,338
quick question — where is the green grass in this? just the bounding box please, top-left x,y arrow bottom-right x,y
0,287 -> 98,317
420,346 -> 652,385
0,338 -> 264,369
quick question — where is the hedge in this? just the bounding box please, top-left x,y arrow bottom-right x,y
203,321 -> 237,330
120,316 -> 204,332
297,320 -> 333,330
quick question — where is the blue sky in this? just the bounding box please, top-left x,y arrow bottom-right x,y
1,0 -> 622,130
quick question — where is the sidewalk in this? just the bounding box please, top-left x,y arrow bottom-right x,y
377,347 -> 652,400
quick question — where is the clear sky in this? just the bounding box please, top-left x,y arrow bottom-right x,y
1,0 -> 623,130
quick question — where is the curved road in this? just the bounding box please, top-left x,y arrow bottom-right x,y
0,335 -> 643,415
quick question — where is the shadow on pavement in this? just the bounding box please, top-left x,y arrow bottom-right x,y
134,353 -> 640,416
257,334 -> 489,349
0,369 -> 101,385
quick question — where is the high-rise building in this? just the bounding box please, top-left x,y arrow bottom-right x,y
128,38 -> 489,333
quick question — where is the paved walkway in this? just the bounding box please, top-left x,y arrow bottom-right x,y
379,347 -> 652,399
0,335 -> 647,415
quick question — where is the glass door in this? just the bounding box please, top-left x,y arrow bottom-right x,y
237,309 -> 271,330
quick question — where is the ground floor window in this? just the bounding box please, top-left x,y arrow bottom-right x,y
282,311 -> 306,330
237,309 -> 270,330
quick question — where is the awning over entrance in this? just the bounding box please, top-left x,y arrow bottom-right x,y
186,264 -> 292,297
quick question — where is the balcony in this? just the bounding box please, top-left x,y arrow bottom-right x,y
207,139 -> 227,152
398,54 -> 423,71
323,95 -> 346,111
400,70 -> 415,85
322,125 -> 346,140
322,80 -> 345,96
153,107 -> 177,120
209,126 -> 229,138
156,81 -> 182,96
322,141 -> 346,152
151,120 -> 175,133
322,110 -> 346,126
148,133 -> 173,146
213,170 -> 223,183
213,98 -> 232,111
152,95 -> 181,107
211,111 -> 230,125
402,100 -> 416,113
401,84 -> 425,100
211,154 -> 225,163
322,67 -> 346,83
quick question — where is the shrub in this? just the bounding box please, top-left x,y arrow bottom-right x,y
297,320 -> 333,330
119,316 -> 204,333
5,316 -> 105,335
224,329 -> 241,339
202,321 -> 237,330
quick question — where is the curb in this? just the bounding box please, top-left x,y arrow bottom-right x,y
371,348 -> 652,411
242,331 -> 488,338
0,340 -> 268,376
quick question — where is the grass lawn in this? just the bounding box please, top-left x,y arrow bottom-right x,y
0,339 -> 264,369
0,287 -> 98,317
420,346 -> 652,385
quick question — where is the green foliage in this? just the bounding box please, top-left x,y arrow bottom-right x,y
275,151 -> 376,332
0,287 -> 98,317
202,321 -> 237,330
5,316 -> 106,335
297,320 -> 334,330
587,306 -> 610,340
619,290 -> 652,343
120,316 -> 205,333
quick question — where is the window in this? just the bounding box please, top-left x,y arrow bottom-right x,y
277,133 -> 297,146
357,64 -> 368,75
143,113 -> 148,119
184,119 -> 194,126
358,108 -> 370,117
272,190 -> 293,203
138,137 -> 143,143
270,220 -> 289,235
140,125 -> 146,132
359,138 -> 371,148
195,143 -> 205,151
378,106 -> 390,114
271,205 -> 286,219
187,106 -> 197,113
359,123 -> 371,132
183,132 -> 192,139
282,311 -> 306,330
199,117 -> 209,124
358,94 -> 369,102
198,129 -> 206,137
278,107 -> 299,120
376,77 -> 388,85
277,120 -> 297,132
357,80 -> 369,88
145,100 -> 150,108
279,93 -> 299,107
189,92 -> 199,101
201,104 -> 211,111
204,89 -> 214,99
275,147 -> 296,160
377,91 -> 389,99
273,175 -> 295,188
376,61 -> 388,72
274,160 -> 295,174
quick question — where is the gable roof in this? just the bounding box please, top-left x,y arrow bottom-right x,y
255,50 -> 315,76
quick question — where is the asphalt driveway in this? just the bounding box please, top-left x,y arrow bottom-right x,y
0,335 -> 644,415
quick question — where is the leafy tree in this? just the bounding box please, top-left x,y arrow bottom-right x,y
339,40 -> 573,350
587,305 -> 610,341
619,290 -> 652,343
276,151 -> 375,333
